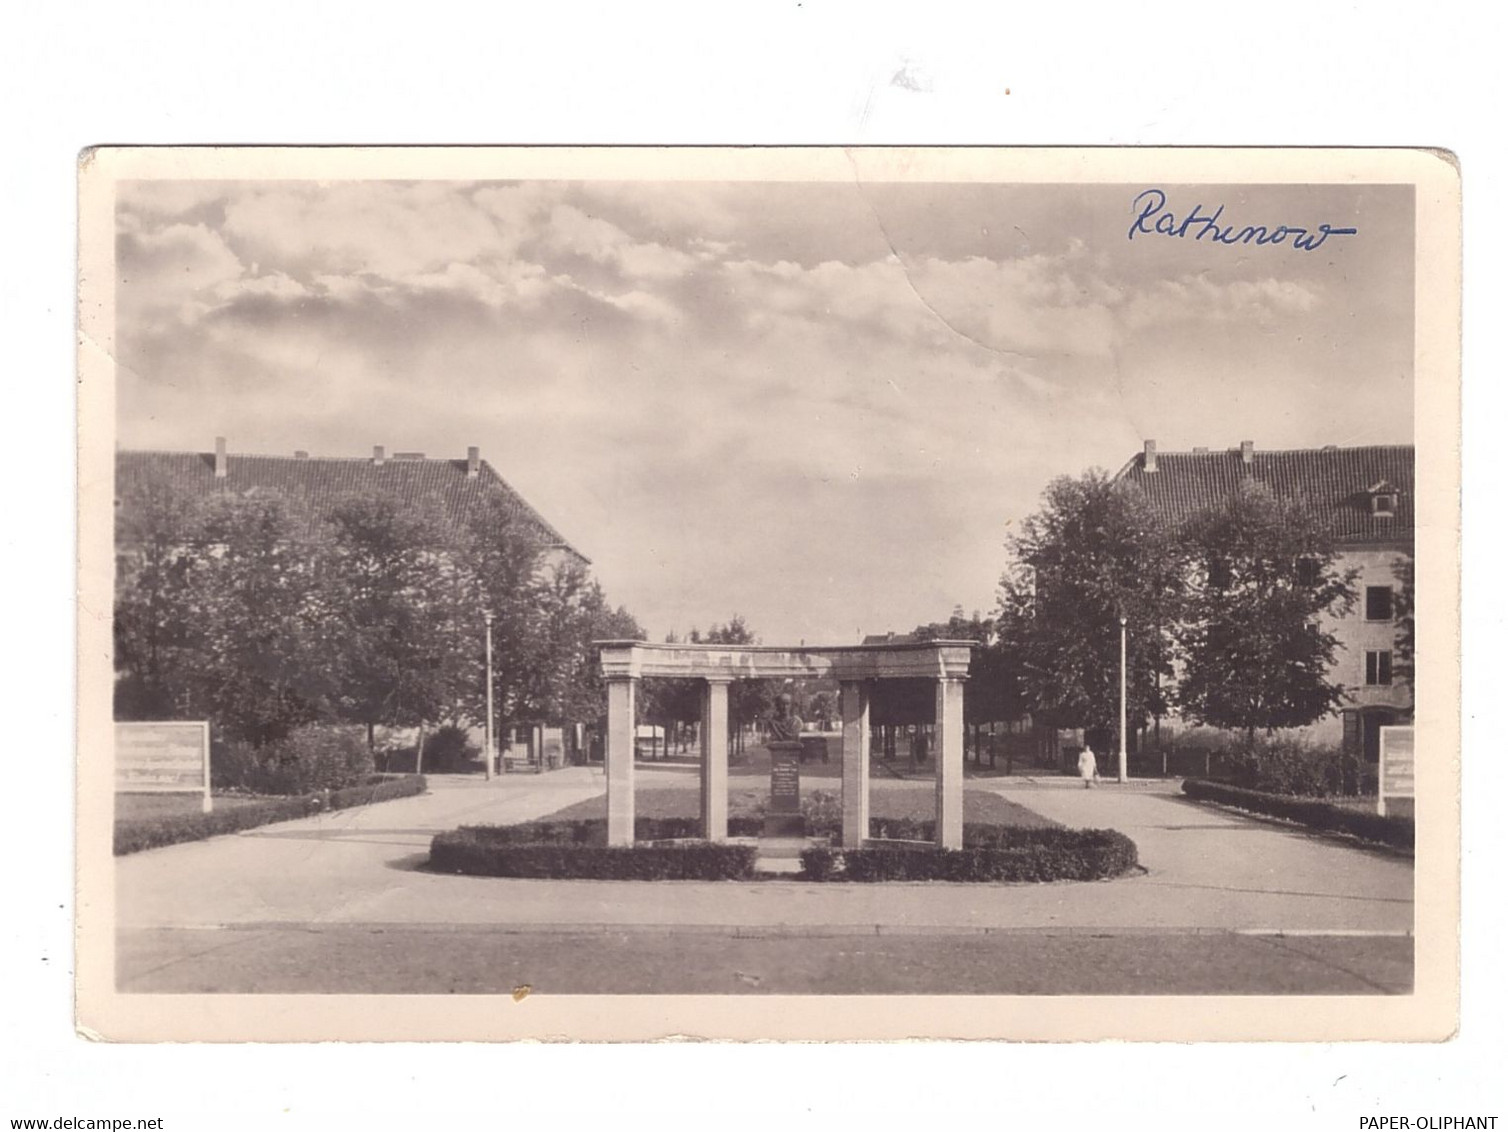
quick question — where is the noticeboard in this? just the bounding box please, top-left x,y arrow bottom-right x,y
115,721 -> 212,812
1377,725 -> 1414,817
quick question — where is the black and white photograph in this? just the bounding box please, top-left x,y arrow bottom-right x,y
76,147 -> 1460,1041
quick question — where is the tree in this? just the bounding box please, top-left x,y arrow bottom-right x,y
1393,551 -> 1415,703
452,496 -> 547,728
190,493 -> 330,745
319,493 -> 462,748
114,473 -> 204,720
1174,480 -> 1357,739
996,470 -> 1186,738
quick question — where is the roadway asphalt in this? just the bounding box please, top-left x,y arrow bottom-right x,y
113,765 -> 1414,995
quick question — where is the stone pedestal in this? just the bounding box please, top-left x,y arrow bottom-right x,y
764,740 -> 805,837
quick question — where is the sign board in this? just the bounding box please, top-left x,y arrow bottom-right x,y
1377,725 -> 1414,817
115,721 -> 212,813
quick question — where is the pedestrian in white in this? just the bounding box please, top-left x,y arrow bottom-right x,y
1077,742 -> 1099,789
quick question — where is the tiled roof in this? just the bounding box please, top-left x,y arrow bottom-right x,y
115,449 -> 588,564
1114,444 -> 1413,546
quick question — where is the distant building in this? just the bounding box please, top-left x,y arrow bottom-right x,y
1116,440 -> 1413,762
115,438 -> 588,571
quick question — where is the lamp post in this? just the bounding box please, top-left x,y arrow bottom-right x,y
483,609 -> 495,781
1118,612 -> 1129,784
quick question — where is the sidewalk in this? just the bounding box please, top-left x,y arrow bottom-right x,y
117,769 -> 1412,936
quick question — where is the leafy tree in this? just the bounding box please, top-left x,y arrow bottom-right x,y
319,492 -> 462,748
190,493 -> 329,745
1174,480 -> 1357,739
1393,552 -> 1415,702
114,473 -> 204,720
996,470 -> 1186,737
451,496 -> 547,727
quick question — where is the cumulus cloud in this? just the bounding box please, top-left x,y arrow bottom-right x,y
113,178 -> 1411,642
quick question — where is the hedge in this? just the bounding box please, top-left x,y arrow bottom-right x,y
797,828 -> 1138,883
461,816 -> 1054,847
1181,778 -> 1413,850
212,725 -> 374,795
429,832 -> 757,880
114,774 -> 428,856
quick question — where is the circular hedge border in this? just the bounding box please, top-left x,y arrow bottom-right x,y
428,818 -> 1139,883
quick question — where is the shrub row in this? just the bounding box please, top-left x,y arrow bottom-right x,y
798,828 -> 1138,883
212,725 -> 374,795
1181,778 -> 1413,850
429,832 -> 757,880
456,816 -> 1084,849
114,774 -> 427,856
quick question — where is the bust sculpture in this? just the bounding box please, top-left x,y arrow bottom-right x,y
765,692 -> 804,742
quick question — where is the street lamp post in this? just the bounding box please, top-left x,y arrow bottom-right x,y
1118,612 -> 1129,784
483,609 -> 495,781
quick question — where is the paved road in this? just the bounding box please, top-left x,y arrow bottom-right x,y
115,769 -> 1414,994
119,925 -> 1412,995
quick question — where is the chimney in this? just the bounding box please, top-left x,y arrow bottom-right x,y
214,436 -> 227,478
373,445 -> 386,466
1143,439 -> 1157,473
294,450 -> 308,460
1240,440 -> 1254,464
467,446 -> 480,478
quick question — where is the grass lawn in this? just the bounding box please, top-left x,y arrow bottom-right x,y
116,793 -> 270,822
533,784 -> 1058,829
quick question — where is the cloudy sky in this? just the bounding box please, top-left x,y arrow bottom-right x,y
114,176 -> 1413,644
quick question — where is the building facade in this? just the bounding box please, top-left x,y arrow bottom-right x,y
1115,441 -> 1413,763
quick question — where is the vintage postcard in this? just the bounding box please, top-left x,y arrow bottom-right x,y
76,146 -> 1460,1041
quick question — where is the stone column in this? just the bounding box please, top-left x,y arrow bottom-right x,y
700,678 -> 731,842
606,676 -> 637,846
840,679 -> 871,849
934,677 -> 965,849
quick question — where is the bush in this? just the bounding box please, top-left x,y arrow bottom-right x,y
429,832 -> 756,880
797,828 -> 1138,882
421,725 -> 480,773
212,725 -> 374,795
115,774 -> 427,855
1221,735 -> 1357,797
1182,778 -> 1412,850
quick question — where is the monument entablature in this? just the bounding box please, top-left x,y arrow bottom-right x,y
595,640 -> 975,681
594,639 -> 976,852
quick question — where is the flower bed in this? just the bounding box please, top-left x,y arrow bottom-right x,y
114,774 -> 427,856
1181,778 -> 1413,851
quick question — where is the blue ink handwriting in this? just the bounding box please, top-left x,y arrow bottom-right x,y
1128,188 -> 1357,251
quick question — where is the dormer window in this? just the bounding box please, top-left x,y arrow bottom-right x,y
1367,481 -> 1399,518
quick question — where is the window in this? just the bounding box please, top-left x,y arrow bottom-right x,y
1371,492 -> 1397,517
1365,650 -> 1393,686
1365,585 -> 1395,621
1296,557 -> 1321,586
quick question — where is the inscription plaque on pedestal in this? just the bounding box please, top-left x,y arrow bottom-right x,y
764,740 -> 805,836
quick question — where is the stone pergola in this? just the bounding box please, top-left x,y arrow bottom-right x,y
596,640 -> 975,850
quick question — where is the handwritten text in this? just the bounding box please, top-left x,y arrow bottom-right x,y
1128,188 -> 1357,251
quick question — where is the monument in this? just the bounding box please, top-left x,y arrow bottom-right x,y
763,693 -> 805,837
